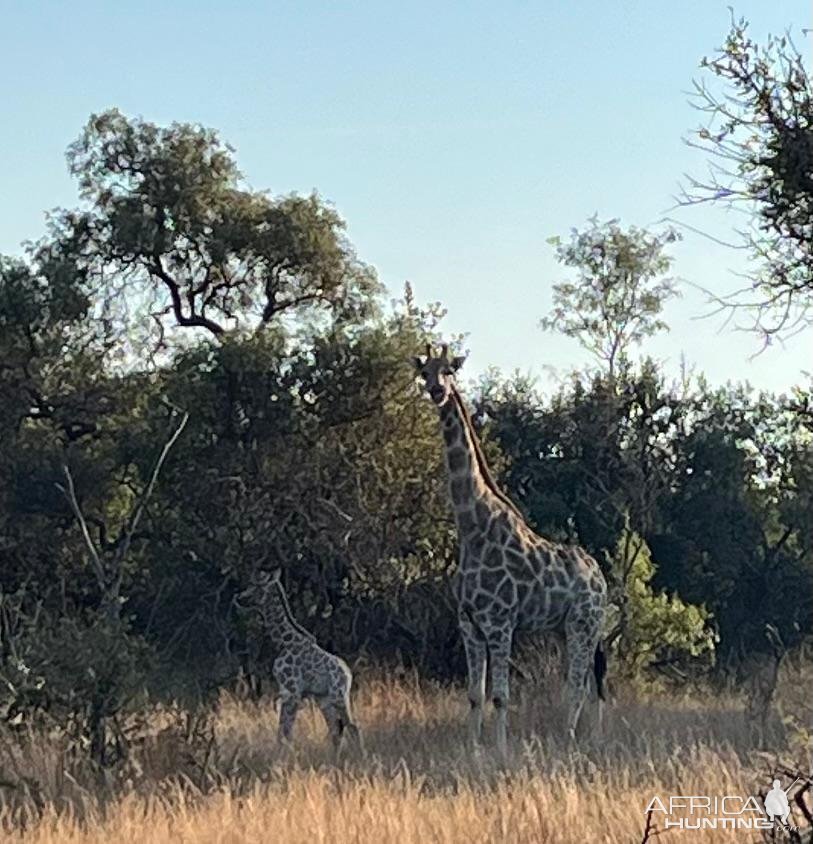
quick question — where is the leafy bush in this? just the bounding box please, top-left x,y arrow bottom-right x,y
607,529 -> 716,683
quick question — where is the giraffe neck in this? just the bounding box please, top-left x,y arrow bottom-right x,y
259,582 -> 315,647
438,385 -> 523,531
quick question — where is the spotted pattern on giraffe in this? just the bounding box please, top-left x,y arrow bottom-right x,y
237,570 -> 362,753
412,343 -> 608,753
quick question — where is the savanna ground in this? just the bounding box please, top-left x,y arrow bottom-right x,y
0,660 -> 811,844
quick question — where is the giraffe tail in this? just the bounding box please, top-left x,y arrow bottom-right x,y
593,641 -> 607,701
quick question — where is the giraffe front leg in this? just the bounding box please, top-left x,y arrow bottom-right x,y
459,615 -> 487,748
487,625 -> 513,758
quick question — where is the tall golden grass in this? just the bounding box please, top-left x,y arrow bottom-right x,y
0,668 -> 809,843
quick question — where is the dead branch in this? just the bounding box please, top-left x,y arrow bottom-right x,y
640,806 -> 666,842
55,466 -> 106,593
794,781 -> 813,829
55,410 -> 189,613
113,411 -> 189,571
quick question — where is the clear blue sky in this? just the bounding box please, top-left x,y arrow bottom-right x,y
1,1 -> 810,393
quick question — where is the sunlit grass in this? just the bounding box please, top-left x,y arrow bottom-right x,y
0,667 -> 809,843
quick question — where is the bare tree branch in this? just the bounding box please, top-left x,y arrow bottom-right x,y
55,410 -> 190,617
113,411 -> 190,571
55,466 -> 106,593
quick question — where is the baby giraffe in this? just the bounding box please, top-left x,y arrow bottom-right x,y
238,570 -> 361,752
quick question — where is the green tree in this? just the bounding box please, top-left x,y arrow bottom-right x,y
652,383 -> 813,667
477,363 -> 686,563
40,109 -> 380,353
541,217 -> 680,380
0,254 -> 110,441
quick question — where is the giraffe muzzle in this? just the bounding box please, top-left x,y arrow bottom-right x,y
430,385 -> 446,404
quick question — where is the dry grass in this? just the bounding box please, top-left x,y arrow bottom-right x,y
0,669 -> 810,843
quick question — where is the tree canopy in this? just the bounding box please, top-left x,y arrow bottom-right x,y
540,218 -> 680,379
42,109 -> 380,354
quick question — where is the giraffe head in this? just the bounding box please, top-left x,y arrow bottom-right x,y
412,343 -> 466,407
235,569 -> 281,609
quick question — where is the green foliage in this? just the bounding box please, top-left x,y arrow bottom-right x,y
651,381 -> 813,663
127,310 -> 461,679
43,108 -> 381,350
477,362 -> 684,557
0,254 -> 111,441
541,218 -> 680,377
0,589 -> 150,763
607,529 -> 715,681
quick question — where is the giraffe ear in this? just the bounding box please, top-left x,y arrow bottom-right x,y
450,355 -> 466,372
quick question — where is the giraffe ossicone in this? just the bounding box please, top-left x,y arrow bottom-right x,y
237,569 -> 361,753
413,343 -> 608,754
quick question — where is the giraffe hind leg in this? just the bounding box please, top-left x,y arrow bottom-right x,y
338,698 -> 363,755
564,619 -> 599,744
320,697 -> 362,756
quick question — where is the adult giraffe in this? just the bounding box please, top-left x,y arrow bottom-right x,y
413,344 -> 607,754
